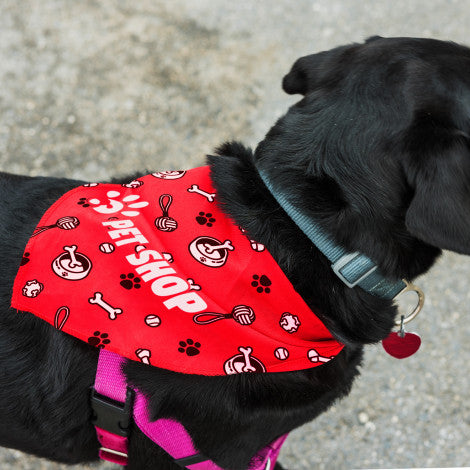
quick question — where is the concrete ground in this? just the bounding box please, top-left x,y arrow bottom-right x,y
1,1 -> 470,469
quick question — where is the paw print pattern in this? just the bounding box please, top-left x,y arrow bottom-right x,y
77,197 -> 90,208
20,252 -> 30,266
178,338 -> 201,356
88,331 -> 111,349
196,212 -> 216,227
251,274 -> 271,293
120,273 -> 141,290
88,191 -> 149,217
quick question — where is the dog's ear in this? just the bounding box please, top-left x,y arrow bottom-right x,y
404,109 -> 470,254
282,40 -> 373,95
282,53 -> 328,95
365,35 -> 383,43
282,56 -> 311,95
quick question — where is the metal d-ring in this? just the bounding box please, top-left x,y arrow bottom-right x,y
394,279 -> 425,326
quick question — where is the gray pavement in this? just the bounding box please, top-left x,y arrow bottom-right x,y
1,1 -> 470,469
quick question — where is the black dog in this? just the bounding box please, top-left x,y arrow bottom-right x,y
1,36 -> 469,469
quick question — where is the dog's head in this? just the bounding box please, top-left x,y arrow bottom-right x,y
257,37 -> 470,273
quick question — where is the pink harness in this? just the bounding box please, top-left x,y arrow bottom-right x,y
92,349 -> 287,469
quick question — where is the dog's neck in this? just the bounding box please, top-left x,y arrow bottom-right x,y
208,142 -> 440,345
256,166 -> 406,299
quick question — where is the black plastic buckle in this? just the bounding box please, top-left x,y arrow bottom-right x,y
174,453 -> 209,468
91,387 -> 134,437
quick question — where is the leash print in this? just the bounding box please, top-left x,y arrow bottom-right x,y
193,305 -> 255,325
32,216 -> 80,237
154,194 -> 178,232
54,306 -> 70,330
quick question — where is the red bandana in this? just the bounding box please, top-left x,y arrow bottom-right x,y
11,166 -> 343,375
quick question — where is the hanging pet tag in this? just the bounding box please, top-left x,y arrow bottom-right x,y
382,280 -> 424,359
382,316 -> 421,359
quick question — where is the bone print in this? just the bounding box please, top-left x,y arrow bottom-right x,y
63,245 -> 82,269
187,184 -> 216,202
203,240 -> 234,254
187,278 -> 201,291
88,292 -> 123,320
307,349 -> 333,363
238,346 -> 257,373
135,348 -> 151,365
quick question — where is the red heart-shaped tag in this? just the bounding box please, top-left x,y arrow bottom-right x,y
382,331 -> 421,359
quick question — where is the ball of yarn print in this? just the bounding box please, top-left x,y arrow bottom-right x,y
57,216 -> 80,230
155,216 -> 178,232
232,305 -> 255,325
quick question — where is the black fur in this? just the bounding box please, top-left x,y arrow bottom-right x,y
1,36 -> 470,469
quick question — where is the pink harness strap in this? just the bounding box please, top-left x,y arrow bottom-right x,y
93,349 -> 287,469
93,350 -> 131,465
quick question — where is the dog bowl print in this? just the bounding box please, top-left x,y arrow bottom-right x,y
224,346 -> 266,374
52,245 -> 92,281
189,236 -> 234,267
